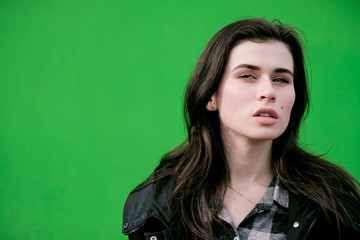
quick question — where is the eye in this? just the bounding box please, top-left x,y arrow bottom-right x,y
273,78 -> 289,84
240,74 -> 256,79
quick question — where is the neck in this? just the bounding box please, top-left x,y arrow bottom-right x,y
223,136 -> 274,189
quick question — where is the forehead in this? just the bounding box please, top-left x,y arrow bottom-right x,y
226,40 -> 294,71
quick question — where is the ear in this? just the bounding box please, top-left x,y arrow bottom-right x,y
206,94 -> 218,111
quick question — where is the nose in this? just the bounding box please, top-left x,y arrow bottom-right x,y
257,78 -> 276,102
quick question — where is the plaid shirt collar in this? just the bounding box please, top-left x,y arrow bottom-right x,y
273,178 -> 289,208
258,177 -> 289,209
219,177 -> 289,224
217,178 -> 290,240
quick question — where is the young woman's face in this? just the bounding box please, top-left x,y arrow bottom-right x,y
213,40 -> 295,143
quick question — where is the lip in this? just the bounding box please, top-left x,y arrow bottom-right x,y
253,108 -> 278,119
253,108 -> 278,125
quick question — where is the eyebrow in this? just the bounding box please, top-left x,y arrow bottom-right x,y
232,64 -> 293,76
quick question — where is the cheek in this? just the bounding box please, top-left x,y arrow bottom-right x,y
217,86 -> 252,113
216,85 -> 252,126
280,91 -> 296,118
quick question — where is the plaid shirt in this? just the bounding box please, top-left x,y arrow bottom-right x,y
217,178 -> 289,240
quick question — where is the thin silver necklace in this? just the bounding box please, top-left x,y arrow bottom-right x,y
227,184 -> 257,206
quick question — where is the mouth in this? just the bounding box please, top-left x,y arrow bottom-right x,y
253,108 -> 278,119
258,113 -> 273,117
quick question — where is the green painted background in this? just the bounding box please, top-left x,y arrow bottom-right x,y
0,0 -> 359,239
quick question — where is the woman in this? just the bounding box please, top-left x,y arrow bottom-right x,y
122,18 -> 360,240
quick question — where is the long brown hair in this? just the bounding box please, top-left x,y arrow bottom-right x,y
142,18 -> 360,239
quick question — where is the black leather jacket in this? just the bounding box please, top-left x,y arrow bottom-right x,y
122,177 -> 360,240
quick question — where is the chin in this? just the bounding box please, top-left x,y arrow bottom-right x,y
251,136 -> 278,141
249,131 -> 284,141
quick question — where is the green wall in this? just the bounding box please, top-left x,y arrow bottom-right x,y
1,0 -> 359,239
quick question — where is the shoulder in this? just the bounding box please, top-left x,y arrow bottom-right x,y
287,193 -> 322,239
288,193 -> 360,240
122,175 -> 175,237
